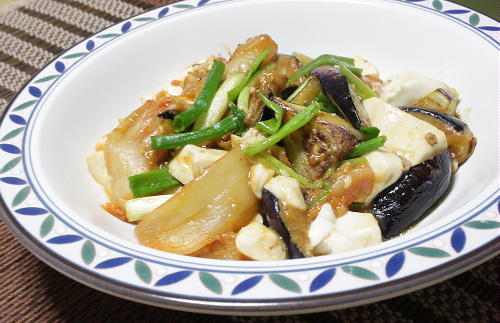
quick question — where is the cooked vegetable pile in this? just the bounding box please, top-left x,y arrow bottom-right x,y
87,34 -> 476,261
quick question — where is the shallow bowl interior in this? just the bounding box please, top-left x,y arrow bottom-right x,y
28,0 -> 498,259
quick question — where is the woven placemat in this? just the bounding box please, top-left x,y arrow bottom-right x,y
0,0 -> 499,321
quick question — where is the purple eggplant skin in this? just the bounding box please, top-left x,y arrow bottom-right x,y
261,189 -> 305,259
401,106 -> 476,165
157,109 -> 179,119
312,65 -> 365,129
372,150 -> 452,239
401,106 -> 467,132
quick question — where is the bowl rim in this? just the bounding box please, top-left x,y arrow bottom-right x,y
0,0 -> 499,315
2,204 -> 498,315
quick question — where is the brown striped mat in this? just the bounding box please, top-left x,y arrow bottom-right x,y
0,0 -> 499,322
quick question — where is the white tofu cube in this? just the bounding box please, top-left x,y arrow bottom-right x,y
354,56 -> 380,78
308,203 -> 336,248
363,97 -> 447,167
235,221 -> 287,261
250,164 -> 275,199
363,150 -> 403,203
264,176 -> 306,210
231,127 -> 267,149
314,211 -> 382,255
381,71 -> 450,106
168,145 -> 227,184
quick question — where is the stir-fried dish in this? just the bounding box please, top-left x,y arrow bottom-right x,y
87,35 -> 476,261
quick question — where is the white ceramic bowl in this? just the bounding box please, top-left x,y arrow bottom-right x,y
0,0 -> 498,315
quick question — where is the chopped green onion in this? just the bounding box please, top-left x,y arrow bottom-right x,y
229,102 -> 245,135
236,63 -> 275,113
349,202 -> 366,211
227,49 -> 270,102
237,85 -> 251,112
151,109 -> 244,150
193,72 -> 245,130
306,166 -> 340,207
286,76 -> 313,102
341,156 -> 368,166
322,165 -> 339,179
333,55 -> 355,65
256,152 -> 323,188
308,184 -> 332,208
287,54 -> 361,86
128,168 -> 181,198
345,135 -> 387,159
360,127 -> 380,140
236,63 -> 277,113
244,102 -> 321,156
255,93 -> 284,135
338,63 -> 377,100
314,91 -> 339,114
173,60 -> 225,132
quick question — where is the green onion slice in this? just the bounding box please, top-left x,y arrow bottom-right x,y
345,135 -> 387,159
173,59 -> 225,132
255,152 -> 323,188
244,102 -> 321,156
255,93 -> 284,135
227,49 -> 270,102
287,54 -> 361,86
360,127 -> 380,140
128,168 -> 181,198
152,109 -> 245,150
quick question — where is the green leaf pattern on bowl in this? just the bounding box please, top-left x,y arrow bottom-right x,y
81,240 -> 96,265
269,274 -> 302,293
39,215 -> 54,238
135,260 -> 153,284
199,272 -> 223,294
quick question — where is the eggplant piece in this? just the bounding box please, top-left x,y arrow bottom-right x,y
288,77 -> 322,105
372,150 -> 452,239
245,54 -> 303,126
261,189 -> 305,259
273,98 -> 361,181
414,88 -> 459,116
157,110 -> 178,119
312,66 -> 369,129
401,106 -> 465,131
285,118 -> 359,181
157,97 -> 189,119
401,106 -> 476,165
